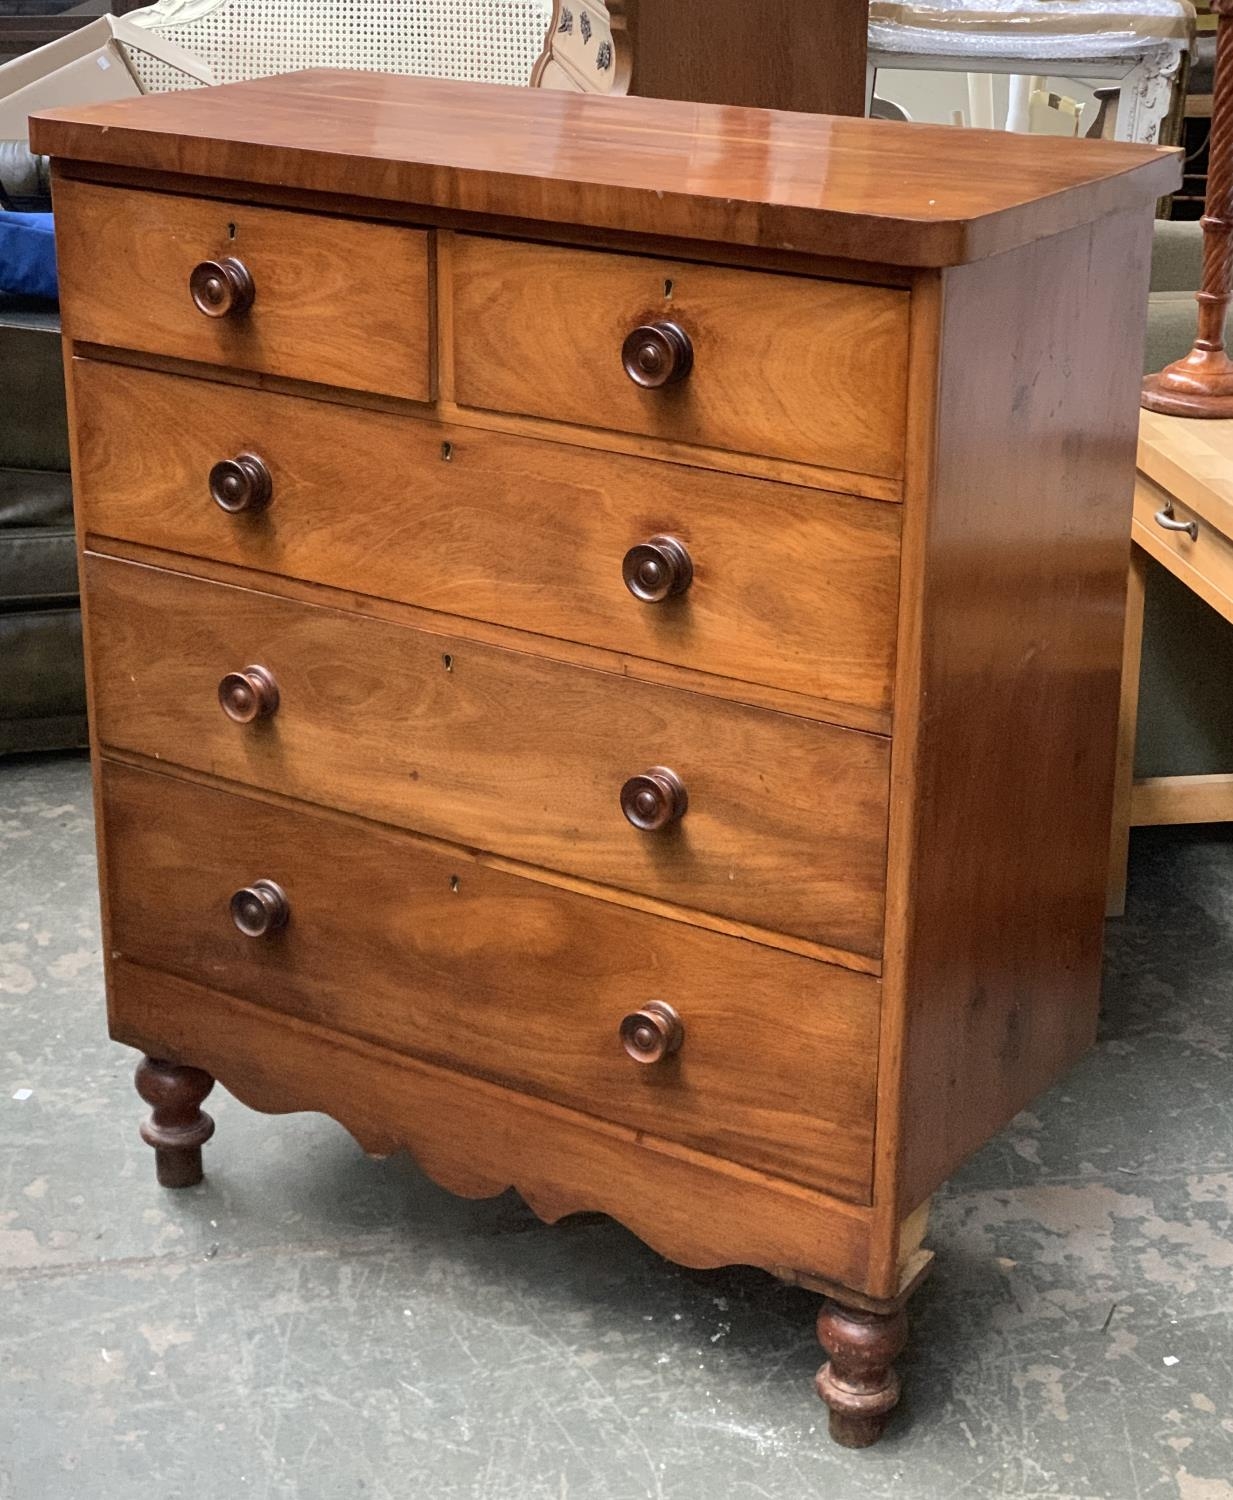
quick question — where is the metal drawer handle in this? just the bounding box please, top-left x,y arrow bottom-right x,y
1154,503 -> 1198,542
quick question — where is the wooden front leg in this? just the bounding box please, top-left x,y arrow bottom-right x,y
135,1056 -> 215,1188
815,1300 -> 909,1448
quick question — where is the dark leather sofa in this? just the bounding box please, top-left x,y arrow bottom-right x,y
0,293 -> 86,754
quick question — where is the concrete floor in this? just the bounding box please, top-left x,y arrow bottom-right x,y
1,751 -> 1231,1500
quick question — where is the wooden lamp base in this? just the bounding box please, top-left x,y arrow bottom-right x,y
1142,0 -> 1233,420
1142,347 -> 1233,419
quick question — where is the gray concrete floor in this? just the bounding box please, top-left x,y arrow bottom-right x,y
1,751 -> 1231,1500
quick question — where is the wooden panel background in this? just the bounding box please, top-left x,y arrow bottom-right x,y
621,0 -> 868,118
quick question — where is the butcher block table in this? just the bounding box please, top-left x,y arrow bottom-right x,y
31,74 -> 1179,1447
1108,411 -> 1233,915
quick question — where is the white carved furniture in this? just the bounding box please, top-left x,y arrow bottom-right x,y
123,0 -> 550,89
868,0 -> 1195,143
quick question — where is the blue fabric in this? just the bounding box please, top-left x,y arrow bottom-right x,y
0,212 -> 57,300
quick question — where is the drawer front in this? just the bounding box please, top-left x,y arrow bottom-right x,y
451,236 -> 909,479
86,556 -> 890,956
54,179 -> 431,400
101,761 -> 879,1200
75,360 -> 901,716
1133,472 -> 1233,610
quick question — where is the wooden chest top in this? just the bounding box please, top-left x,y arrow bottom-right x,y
31,69 -> 1178,266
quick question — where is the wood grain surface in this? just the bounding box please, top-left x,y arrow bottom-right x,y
85,555 -> 891,955
73,358 -> 902,715
880,211 -> 1156,1215
53,177 -> 431,399
1137,406 -> 1233,531
622,0 -> 867,117
102,760 -> 880,1199
32,73 -> 1181,268
451,236 -> 908,478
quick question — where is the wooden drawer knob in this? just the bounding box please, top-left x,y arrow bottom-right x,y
189,257 -> 255,318
621,322 -> 693,389
623,535 -> 693,602
230,879 -> 288,938
218,665 -> 279,724
209,453 -> 272,514
620,1001 -> 684,1064
620,766 -> 688,830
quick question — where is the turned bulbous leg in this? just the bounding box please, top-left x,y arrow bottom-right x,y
135,1056 -> 215,1188
815,1300 -> 909,1448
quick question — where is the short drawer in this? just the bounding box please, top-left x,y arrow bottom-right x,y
74,360 -> 901,716
101,761 -> 880,1200
1133,472 -> 1233,610
85,556 -> 890,956
53,178 -> 431,400
450,235 -> 909,479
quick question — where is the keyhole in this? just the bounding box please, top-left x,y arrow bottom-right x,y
441,442 -> 453,462
449,875 -> 460,893
442,653 -> 453,672
227,222 -> 237,240
663,278 -> 674,299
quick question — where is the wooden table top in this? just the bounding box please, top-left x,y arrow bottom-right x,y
31,71 -> 1181,267
1138,409 -> 1233,533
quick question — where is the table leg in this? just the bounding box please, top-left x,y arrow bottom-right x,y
1108,544 -> 1148,916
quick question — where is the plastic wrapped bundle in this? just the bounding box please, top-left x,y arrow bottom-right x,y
869,0 -> 1196,63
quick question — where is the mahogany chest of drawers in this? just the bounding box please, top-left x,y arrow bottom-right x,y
32,73 -> 1178,1446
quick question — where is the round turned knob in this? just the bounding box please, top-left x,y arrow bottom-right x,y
209,453 -> 272,514
189,256 -> 255,318
218,665 -> 279,724
623,535 -> 693,603
620,766 -> 688,831
621,322 -> 693,389
229,879 -> 289,938
620,1000 -> 684,1064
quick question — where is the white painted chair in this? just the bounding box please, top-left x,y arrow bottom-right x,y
868,0 -> 1195,144
117,0 -> 570,92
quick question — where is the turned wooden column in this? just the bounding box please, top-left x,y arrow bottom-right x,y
1143,0 -> 1233,417
815,1301 -> 909,1448
135,1056 -> 215,1188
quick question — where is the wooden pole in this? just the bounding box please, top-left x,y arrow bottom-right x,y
1143,0 -> 1233,417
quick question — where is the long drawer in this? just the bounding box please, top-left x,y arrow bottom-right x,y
53,179 -> 432,400
73,360 -> 901,717
85,555 -> 890,956
101,761 -> 880,1200
450,235 -> 910,479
